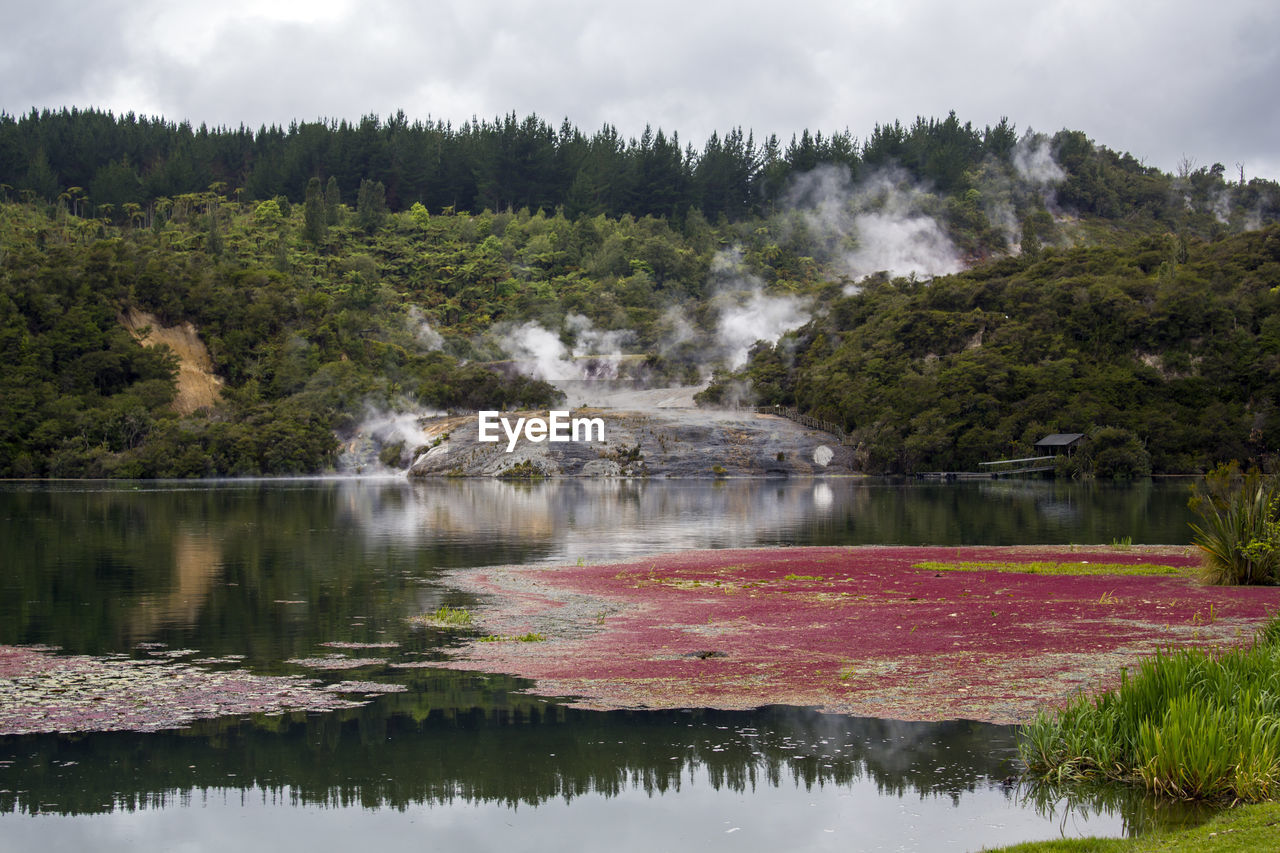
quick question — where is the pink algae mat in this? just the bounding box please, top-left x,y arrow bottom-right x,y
437,546 -> 1280,724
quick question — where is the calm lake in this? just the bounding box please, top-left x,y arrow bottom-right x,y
0,478 -> 1204,851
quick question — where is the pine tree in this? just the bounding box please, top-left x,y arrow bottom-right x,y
303,176 -> 326,244
356,178 -> 386,232
324,176 -> 341,225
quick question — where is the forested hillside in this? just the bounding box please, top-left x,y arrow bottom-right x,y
4,108 -> 1276,236
711,226 -> 1280,475
1,107 -> 1278,478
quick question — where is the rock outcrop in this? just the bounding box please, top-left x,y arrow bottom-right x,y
407,409 -> 855,478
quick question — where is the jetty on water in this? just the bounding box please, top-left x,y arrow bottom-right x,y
917,433 -> 1085,480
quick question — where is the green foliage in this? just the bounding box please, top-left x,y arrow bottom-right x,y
6,107 -> 1276,230
323,176 -> 342,225
419,605 -> 473,627
498,459 -> 546,479
303,176 -> 326,244
1087,427 -> 1153,480
356,178 -> 387,232
0,197 -> 567,478
1190,465 -> 1280,585
987,802 -> 1280,851
912,560 -> 1182,576
3,107 -> 1279,481
714,226 -> 1280,474
1020,617 -> 1280,802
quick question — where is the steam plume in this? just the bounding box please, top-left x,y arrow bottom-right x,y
495,314 -> 632,380
783,166 -> 964,284
407,306 -> 444,351
708,249 -> 811,369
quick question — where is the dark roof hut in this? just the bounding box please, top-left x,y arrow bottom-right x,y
1034,433 -> 1085,455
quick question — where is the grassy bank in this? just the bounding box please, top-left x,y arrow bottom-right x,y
986,801 -> 1280,851
1021,616 -> 1280,802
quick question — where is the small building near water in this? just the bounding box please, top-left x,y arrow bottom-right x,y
1034,433 -> 1085,456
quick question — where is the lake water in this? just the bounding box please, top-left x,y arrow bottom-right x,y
0,478 -> 1204,851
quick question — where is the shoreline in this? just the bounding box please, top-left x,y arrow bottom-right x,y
434,545 -> 1280,724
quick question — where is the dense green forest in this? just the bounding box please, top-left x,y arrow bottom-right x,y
1,107 -> 1278,477
5,107 -> 1277,231
709,226 -> 1280,475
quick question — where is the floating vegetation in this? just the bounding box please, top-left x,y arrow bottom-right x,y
191,655 -> 248,665
319,641 -> 401,649
477,633 -> 548,643
415,606 -> 474,628
0,645 -> 366,736
284,655 -> 386,670
323,681 -> 408,694
439,545 -> 1275,723
913,560 -> 1184,577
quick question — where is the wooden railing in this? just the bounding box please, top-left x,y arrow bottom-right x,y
755,406 -> 856,445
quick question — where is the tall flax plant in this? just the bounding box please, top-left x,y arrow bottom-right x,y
1189,465 -> 1280,585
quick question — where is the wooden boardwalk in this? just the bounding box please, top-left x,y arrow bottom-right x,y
918,455 -> 1057,480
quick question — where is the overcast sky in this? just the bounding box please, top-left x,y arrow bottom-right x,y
3,0 -> 1277,179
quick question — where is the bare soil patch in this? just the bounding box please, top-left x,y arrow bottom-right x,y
436,545 -> 1280,723
121,308 -> 224,414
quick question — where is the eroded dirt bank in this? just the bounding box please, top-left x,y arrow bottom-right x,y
120,307 -> 224,414
436,546 -> 1280,724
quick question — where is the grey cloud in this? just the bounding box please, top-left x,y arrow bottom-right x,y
1,0 -> 1277,179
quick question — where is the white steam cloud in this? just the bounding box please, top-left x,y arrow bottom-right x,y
500,322 -> 579,380
495,314 -> 632,380
657,305 -> 697,357
565,313 -> 631,364
1013,136 -> 1066,186
709,249 -> 811,369
716,289 -> 811,369
979,132 -> 1067,250
360,409 -> 432,449
407,306 -> 444,351
339,404 -> 444,473
783,166 -> 965,285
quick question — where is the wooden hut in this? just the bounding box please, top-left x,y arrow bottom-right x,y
1034,433 -> 1085,456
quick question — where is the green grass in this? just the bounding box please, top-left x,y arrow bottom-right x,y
418,605 -> 473,627
1020,615 -> 1280,803
913,560 -> 1184,577
984,801 -> 1280,851
477,631 -> 547,642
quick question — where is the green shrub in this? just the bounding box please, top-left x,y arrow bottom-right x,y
1190,465 -> 1280,585
1087,426 -> 1152,480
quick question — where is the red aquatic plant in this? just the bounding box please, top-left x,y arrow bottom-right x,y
434,546 -> 1280,723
